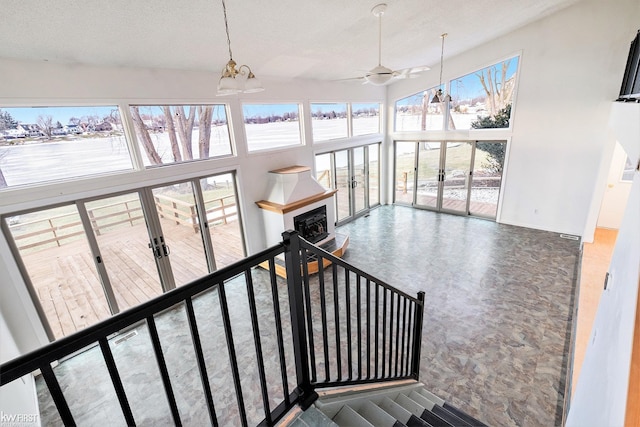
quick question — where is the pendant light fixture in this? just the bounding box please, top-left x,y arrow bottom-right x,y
431,33 -> 451,103
217,0 -> 263,95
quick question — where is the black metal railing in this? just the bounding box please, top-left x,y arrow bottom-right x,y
1,230 -> 424,426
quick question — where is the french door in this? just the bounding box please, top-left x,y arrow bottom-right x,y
315,143 -> 380,225
394,140 -> 506,219
2,172 -> 245,340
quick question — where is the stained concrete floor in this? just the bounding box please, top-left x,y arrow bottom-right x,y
36,205 -> 580,426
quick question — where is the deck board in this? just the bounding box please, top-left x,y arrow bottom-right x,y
19,220 -> 244,339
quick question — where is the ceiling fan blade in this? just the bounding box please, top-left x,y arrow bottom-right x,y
394,65 -> 431,78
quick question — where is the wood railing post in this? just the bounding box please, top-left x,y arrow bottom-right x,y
282,230 -> 317,409
411,291 -> 425,380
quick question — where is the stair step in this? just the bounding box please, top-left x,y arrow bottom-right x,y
379,396 -> 432,427
297,406 -> 338,427
442,403 -> 488,427
333,405 -> 374,427
359,400 -> 401,427
395,394 -> 452,427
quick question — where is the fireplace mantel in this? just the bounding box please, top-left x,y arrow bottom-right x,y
255,189 -> 337,214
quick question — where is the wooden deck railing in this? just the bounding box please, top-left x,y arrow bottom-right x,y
10,194 -> 238,251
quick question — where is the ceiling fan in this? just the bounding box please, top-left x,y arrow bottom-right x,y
347,3 -> 429,85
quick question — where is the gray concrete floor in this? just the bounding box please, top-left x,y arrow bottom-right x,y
36,205 -> 580,426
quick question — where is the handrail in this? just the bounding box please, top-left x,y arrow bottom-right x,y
1,230 -> 424,426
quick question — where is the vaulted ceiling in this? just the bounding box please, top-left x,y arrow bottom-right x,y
1,0 -> 581,82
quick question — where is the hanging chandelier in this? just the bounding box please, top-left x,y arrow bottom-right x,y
431,33 -> 451,103
217,0 -> 264,95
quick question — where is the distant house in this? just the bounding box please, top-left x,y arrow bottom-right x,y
65,124 -> 82,134
17,123 -> 42,137
94,121 -> 113,132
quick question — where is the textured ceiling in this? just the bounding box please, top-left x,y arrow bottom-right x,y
0,0 -> 580,82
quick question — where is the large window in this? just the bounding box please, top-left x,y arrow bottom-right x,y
242,103 -> 302,152
352,102 -> 381,136
450,56 -> 519,130
394,86 -> 445,132
311,103 -> 348,141
0,106 -> 132,188
130,104 -> 232,166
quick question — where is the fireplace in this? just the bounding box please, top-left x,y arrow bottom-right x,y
255,165 -> 348,277
294,205 -> 328,243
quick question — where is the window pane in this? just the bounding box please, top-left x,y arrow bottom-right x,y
622,156 -> 635,181
311,103 -> 348,141
129,105 -> 231,167
0,106 -> 131,188
368,144 -> 380,206
315,153 -> 333,189
394,87 -> 444,131
4,206 -> 113,339
352,103 -> 381,136
450,56 -> 519,130
243,103 -> 302,152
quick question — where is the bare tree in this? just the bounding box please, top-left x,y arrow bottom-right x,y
163,106 -> 182,162
37,115 -> 54,139
175,106 -> 196,160
198,106 -> 213,159
476,59 -> 515,116
130,106 -> 163,165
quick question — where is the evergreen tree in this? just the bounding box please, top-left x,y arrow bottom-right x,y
471,104 -> 511,172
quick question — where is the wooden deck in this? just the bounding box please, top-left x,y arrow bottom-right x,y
21,219 -> 244,340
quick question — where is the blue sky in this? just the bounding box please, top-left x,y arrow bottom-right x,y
2,106 -> 118,124
396,56 -> 519,106
242,103 -> 300,118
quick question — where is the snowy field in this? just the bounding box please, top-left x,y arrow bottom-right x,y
0,117 -> 381,187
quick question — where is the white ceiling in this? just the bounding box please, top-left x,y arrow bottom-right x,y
0,0 -> 580,82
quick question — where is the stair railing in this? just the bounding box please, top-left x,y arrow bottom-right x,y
1,231 -> 424,426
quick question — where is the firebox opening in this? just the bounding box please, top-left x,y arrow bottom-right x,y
294,205 -> 329,244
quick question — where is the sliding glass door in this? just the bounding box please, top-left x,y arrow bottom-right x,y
315,143 -> 380,225
2,172 -> 245,340
395,140 -> 506,219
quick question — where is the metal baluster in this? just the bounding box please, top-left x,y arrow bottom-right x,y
184,297 -> 218,426
218,282 -> 248,427
147,315 -> 182,426
400,298 -> 408,375
344,268 -> 352,381
382,287 -> 387,378
394,295 -> 401,377
300,248 -> 317,384
98,338 -> 136,426
366,278 -> 371,379
388,292 -> 394,376
374,283 -> 379,378
245,269 -> 271,424
412,292 -> 426,379
318,257 -> 330,382
268,258 -> 290,404
40,363 -> 75,426
332,263 -> 342,381
356,275 -> 362,380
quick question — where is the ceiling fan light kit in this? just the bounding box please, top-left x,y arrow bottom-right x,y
216,0 -> 264,96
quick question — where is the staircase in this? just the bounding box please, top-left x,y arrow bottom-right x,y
290,382 -> 488,427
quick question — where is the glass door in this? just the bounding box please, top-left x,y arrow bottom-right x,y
415,142 -> 442,209
395,140 -> 505,219
83,193 -> 164,312
150,182 -> 210,287
394,141 -> 416,204
315,143 -> 380,226
4,205 -> 116,340
469,141 -> 506,219
441,142 -> 473,214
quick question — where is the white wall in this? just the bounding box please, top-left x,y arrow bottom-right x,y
388,0 -> 640,237
566,103 -> 640,426
0,310 -> 40,422
596,141 -> 634,229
